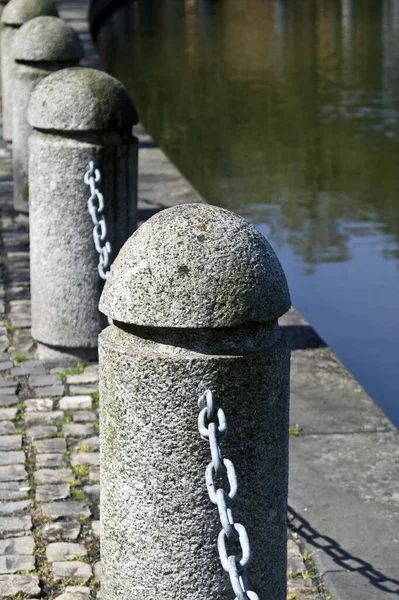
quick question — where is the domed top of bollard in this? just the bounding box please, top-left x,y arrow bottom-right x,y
13,17 -> 84,63
28,67 -> 138,131
100,203 -> 291,328
1,0 -> 58,26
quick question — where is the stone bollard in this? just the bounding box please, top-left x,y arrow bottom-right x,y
0,1 -> 10,93
0,0 -> 9,19
0,0 -> 58,142
27,67 -> 138,360
12,17 -> 84,213
99,203 -> 291,600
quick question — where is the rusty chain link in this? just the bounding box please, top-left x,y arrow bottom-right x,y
198,390 -> 260,600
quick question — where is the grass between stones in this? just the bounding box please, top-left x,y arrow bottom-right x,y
11,353 -> 33,364
289,424 -> 303,436
62,410 -> 74,426
91,391 -> 99,410
59,362 -> 86,383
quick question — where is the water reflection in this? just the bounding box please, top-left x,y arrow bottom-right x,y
95,0 -> 399,425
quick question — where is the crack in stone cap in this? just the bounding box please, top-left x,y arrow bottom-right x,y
99,203 -> 291,328
2,0 -> 58,25
28,67 -> 138,131
13,16 -> 84,63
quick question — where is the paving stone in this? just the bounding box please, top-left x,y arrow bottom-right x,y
46,543 -> 87,562
0,380 -> 14,389
0,486 -> 29,501
9,300 -> 30,310
35,468 -> 73,485
0,363 -> 12,373
35,386 -> 65,398
0,397 -> 18,408
71,453 -> 99,467
0,537 -> 35,556
287,577 -> 315,594
92,521 -> 100,538
83,365 -> 98,374
93,561 -> 101,581
69,385 -> 98,395
59,397 -> 92,411
36,484 -> 70,503
83,484 -> 100,501
0,437 -> 22,451
10,360 -> 43,371
36,454 -> 66,468
67,373 -> 98,385
64,424 -> 96,439
9,315 -> 30,328
0,574 -> 40,597
89,468 -> 99,482
25,411 -> 64,427
287,555 -> 307,578
25,399 -> 54,412
0,424 -> 16,436
56,586 -> 91,600
0,500 -> 32,516
72,411 -> 98,423
26,426 -> 58,440
77,437 -> 99,452
41,521 -> 81,542
0,516 -> 31,534
8,336 -> 35,356
35,438 -> 66,454
0,392 -> 17,401
42,501 -> 91,520
0,409 -> 17,421
0,555 -> 35,574
0,452 -> 25,466
29,375 -> 61,387
10,366 -> 45,377
0,465 -> 27,482
52,561 -> 92,583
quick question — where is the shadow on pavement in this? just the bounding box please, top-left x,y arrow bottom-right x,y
288,505 -> 399,595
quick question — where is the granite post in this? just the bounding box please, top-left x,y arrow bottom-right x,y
0,0 -> 10,92
99,203 -> 291,600
0,0 -> 58,142
12,16 -> 84,213
0,0 -> 9,21
0,0 -> 10,71
27,67 -> 138,360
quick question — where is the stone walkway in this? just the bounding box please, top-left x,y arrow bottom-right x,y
0,1 -> 329,599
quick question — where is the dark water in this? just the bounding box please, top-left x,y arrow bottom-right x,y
96,0 -> 399,426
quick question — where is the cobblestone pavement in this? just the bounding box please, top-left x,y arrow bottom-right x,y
0,2 -> 329,599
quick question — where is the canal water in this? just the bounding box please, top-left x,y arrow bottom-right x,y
95,0 -> 399,426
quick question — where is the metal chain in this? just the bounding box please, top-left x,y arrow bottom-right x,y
84,161 -> 112,281
84,161 -> 113,326
198,390 -> 260,600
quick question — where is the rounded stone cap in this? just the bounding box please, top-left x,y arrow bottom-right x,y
2,0 -> 58,26
14,17 -> 84,63
100,203 -> 291,328
28,67 -> 138,131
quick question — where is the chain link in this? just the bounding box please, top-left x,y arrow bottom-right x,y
198,390 -> 260,600
84,162 -> 113,325
84,161 -> 113,281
